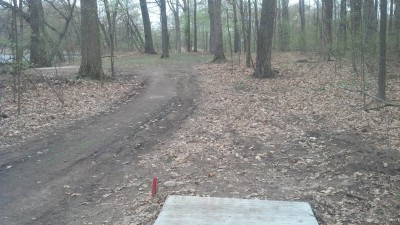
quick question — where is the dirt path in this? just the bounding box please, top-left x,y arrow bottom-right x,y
0,58 -> 200,224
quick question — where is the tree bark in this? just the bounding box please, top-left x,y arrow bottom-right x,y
299,0 -> 306,52
322,0 -> 333,55
378,0 -> 387,100
212,0 -> 226,61
103,0 -> 115,77
160,0 -> 169,58
339,0 -> 346,54
239,0 -> 247,52
208,0 -> 216,53
233,0 -> 240,53
246,0 -> 251,67
194,0 -> 198,52
364,0 -> 377,53
140,0 -> 157,54
182,0 -> 191,52
28,0 -> 50,67
395,0 -> 400,60
253,0 -> 276,78
78,0 -> 103,79
350,0 -> 362,72
280,0 -> 289,51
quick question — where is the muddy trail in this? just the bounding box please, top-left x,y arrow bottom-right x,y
0,56 -> 204,225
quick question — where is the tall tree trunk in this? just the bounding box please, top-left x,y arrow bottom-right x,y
212,0 -> 226,61
299,0 -> 306,52
140,0 -> 157,54
240,0 -> 247,52
246,0 -> 252,67
364,0 -> 377,54
175,0 -> 181,52
233,0 -> 240,53
395,0 -> 400,60
280,0 -> 289,51
350,0 -> 362,72
194,0 -> 198,52
208,0 -> 216,53
28,0 -> 50,67
323,0 -> 333,57
183,0 -> 191,52
389,0 -> 394,33
253,0 -> 276,78
104,0 -> 115,77
160,0 -> 169,58
339,0 -> 346,54
78,0 -> 103,79
378,0 -> 387,100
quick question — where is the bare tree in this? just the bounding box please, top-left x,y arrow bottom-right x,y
78,0 -> 103,79
253,0 -> 276,78
168,0 -> 181,52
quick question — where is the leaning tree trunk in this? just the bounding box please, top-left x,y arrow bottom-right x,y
246,0 -> 251,67
140,0 -> 157,54
253,0 -> 276,78
78,0 -> 103,79
160,0 -> 169,58
212,0 -> 226,61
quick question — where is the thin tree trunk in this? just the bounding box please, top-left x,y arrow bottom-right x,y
104,0 -> 115,77
233,0 -> 240,53
350,0 -> 362,72
280,0 -> 289,51
208,0 -> 216,53
339,0 -> 346,54
160,0 -> 169,58
246,0 -> 252,67
378,0 -> 387,100
299,0 -> 306,52
240,0 -> 247,52
194,0 -> 198,52
183,0 -> 191,52
323,0 -> 333,57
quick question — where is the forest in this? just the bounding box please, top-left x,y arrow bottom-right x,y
0,0 -> 400,224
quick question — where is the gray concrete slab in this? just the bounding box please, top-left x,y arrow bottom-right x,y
154,195 -> 319,225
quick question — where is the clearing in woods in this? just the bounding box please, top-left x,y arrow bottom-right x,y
0,52 -> 399,224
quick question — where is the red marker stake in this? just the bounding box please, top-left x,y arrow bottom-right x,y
151,176 -> 157,197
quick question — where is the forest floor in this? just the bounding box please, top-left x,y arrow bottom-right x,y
0,52 -> 400,225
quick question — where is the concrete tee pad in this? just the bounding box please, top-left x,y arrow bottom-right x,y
154,195 -> 319,225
